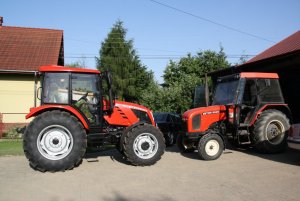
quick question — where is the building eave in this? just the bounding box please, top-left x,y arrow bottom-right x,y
0,69 -> 37,74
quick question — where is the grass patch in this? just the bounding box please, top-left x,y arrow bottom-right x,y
0,139 -> 24,156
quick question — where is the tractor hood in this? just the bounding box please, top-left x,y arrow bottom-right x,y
103,100 -> 155,126
182,105 -> 226,120
115,100 -> 151,113
182,105 -> 227,132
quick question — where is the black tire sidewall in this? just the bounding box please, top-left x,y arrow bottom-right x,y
253,110 -> 289,153
23,111 -> 87,171
123,124 -> 165,166
198,134 -> 224,160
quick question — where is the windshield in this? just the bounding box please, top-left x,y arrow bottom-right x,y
212,80 -> 239,105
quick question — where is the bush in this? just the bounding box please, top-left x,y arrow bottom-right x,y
3,126 -> 25,139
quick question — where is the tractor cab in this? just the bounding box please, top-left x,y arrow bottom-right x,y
193,72 -> 287,128
179,72 -> 290,161
37,66 -> 114,129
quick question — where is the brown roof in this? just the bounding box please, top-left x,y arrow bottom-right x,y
0,26 -> 64,72
246,30 -> 300,64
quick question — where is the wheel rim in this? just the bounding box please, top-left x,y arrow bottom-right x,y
205,139 -> 220,156
37,125 -> 73,160
266,120 -> 285,145
133,133 -> 158,159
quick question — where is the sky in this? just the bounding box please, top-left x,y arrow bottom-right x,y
1,0 -> 300,83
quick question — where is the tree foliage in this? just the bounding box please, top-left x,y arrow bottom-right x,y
96,20 -> 153,102
140,48 -> 230,113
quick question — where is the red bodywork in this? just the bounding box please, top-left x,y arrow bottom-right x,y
39,65 -> 100,74
183,72 -> 284,134
26,101 -> 155,130
104,100 -> 155,126
26,65 -> 155,130
182,105 -> 227,133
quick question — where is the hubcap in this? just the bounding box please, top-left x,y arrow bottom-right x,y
133,133 -> 158,159
205,140 -> 220,156
37,125 -> 73,160
266,120 -> 285,145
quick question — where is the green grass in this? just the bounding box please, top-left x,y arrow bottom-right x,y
0,139 -> 24,156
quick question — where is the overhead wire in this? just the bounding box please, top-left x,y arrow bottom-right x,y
148,0 -> 275,43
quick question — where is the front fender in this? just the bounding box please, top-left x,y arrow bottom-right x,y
26,105 -> 89,130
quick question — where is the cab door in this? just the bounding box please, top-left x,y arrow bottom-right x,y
71,73 -> 102,127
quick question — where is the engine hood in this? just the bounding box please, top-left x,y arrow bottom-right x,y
182,105 -> 226,119
115,100 -> 151,113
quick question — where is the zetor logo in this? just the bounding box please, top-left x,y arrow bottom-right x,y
202,111 -> 220,115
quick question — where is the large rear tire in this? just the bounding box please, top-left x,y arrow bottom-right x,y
198,133 -> 224,160
122,123 -> 165,166
252,109 -> 289,153
23,110 -> 87,172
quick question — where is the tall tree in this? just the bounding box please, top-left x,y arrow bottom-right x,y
96,20 -> 153,102
140,48 -> 230,113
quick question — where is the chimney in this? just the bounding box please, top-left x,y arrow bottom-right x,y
0,17 -> 3,26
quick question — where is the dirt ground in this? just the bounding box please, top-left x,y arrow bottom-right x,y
0,146 -> 299,201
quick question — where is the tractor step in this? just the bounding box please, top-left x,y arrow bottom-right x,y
239,123 -> 249,127
239,141 -> 251,145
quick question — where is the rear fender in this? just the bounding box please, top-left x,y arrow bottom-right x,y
249,104 -> 291,126
26,105 -> 89,130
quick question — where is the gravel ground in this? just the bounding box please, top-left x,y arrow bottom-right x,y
0,146 -> 299,201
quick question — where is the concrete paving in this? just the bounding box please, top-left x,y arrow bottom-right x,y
0,146 -> 299,201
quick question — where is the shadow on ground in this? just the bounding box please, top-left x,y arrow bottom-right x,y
232,146 -> 300,166
102,192 -> 176,201
165,143 -> 300,166
84,144 -> 300,166
84,146 -> 132,166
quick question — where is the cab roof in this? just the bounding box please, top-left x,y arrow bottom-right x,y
240,72 -> 279,79
39,65 -> 100,74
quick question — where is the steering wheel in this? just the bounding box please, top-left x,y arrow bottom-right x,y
77,92 -> 88,102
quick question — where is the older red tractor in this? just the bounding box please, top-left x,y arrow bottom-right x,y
178,72 -> 291,160
23,66 -> 165,172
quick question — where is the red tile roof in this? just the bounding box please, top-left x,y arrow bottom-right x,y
246,30 -> 300,64
0,26 -> 63,72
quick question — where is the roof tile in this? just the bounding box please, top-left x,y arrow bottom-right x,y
0,26 -> 63,72
246,30 -> 300,64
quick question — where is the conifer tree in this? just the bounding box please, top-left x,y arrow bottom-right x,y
97,20 -> 153,102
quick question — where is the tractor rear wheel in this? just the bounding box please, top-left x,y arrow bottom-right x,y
252,109 -> 289,153
198,133 -> 224,160
122,123 -> 165,166
23,110 -> 87,172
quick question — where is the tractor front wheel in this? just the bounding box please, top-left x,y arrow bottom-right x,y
122,123 -> 165,166
198,133 -> 224,160
23,110 -> 87,172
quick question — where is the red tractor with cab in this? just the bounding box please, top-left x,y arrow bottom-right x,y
23,65 -> 165,172
178,72 -> 291,160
